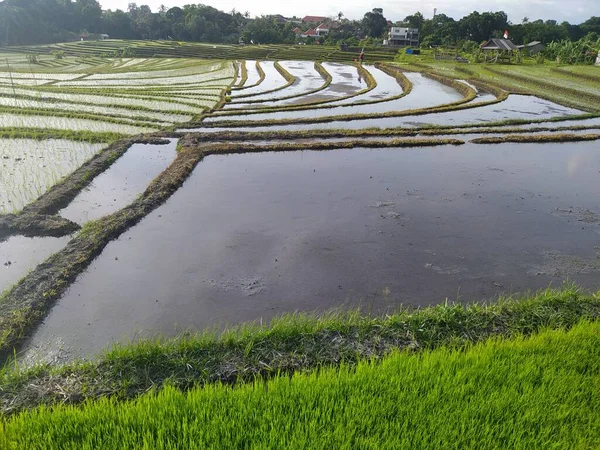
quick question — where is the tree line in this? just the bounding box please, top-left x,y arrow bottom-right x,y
0,0 -> 599,50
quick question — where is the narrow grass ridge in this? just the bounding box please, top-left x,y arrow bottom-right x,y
0,144 -> 202,357
231,60 -> 265,91
199,68 -> 501,128
0,286 -> 598,415
209,63 -> 377,116
484,66 -> 600,112
197,138 -> 465,156
229,61 -> 295,100
470,133 -> 600,144
179,122 -> 600,144
0,128 -> 124,142
225,61 -> 332,107
3,322 -> 598,448
550,67 -> 600,83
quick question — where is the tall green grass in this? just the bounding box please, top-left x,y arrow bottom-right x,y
2,286 -> 599,415
2,321 -> 599,449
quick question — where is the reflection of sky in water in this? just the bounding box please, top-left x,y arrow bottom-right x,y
207,71 -> 463,123
24,141 -> 600,361
568,147 -> 600,177
187,95 -> 583,133
59,140 -> 178,225
0,235 -> 70,293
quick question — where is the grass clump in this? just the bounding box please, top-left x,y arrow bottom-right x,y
2,320 -> 600,449
198,137 -> 465,155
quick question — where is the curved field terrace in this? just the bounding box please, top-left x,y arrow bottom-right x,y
0,45 -> 599,365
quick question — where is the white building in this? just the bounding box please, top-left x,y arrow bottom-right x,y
315,24 -> 329,36
384,27 -> 419,47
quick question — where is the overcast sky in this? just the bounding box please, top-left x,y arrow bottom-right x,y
100,0 -> 595,24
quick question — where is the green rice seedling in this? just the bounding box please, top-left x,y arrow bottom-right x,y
2,321 -> 600,449
0,139 -> 106,213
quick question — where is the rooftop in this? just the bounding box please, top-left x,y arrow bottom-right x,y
480,38 -> 518,51
303,15 -> 327,23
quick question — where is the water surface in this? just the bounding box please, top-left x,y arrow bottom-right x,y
0,235 -> 70,293
23,141 -> 600,361
59,140 -> 177,224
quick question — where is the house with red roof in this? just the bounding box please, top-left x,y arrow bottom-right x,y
315,23 -> 329,35
301,28 -> 319,38
303,15 -> 327,24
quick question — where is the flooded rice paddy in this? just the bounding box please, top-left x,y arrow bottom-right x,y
191,95 -> 582,133
0,139 -> 106,213
206,72 -> 463,123
0,235 -> 70,294
4,56 -> 599,363
59,140 -> 178,224
23,141 -> 600,361
227,61 -> 325,107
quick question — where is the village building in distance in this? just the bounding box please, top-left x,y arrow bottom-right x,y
383,27 -> 420,47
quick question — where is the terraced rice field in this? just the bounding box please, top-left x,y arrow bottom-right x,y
0,55 -> 234,214
0,45 -> 599,364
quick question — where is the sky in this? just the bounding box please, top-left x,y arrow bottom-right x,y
99,0 -> 595,24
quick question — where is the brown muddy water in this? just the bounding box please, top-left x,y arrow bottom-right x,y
22,141 -> 600,362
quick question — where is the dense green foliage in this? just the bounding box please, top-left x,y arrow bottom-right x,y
544,35 -> 600,63
0,0 -> 598,49
2,321 -> 599,449
412,12 -> 600,47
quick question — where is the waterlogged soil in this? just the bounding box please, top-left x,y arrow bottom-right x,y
0,235 -> 70,294
195,95 -> 582,133
324,65 -> 403,105
59,140 -> 178,224
205,72 -> 462,123
23,141 -> 600,362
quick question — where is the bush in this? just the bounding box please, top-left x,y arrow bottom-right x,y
536,53 -> 545,64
